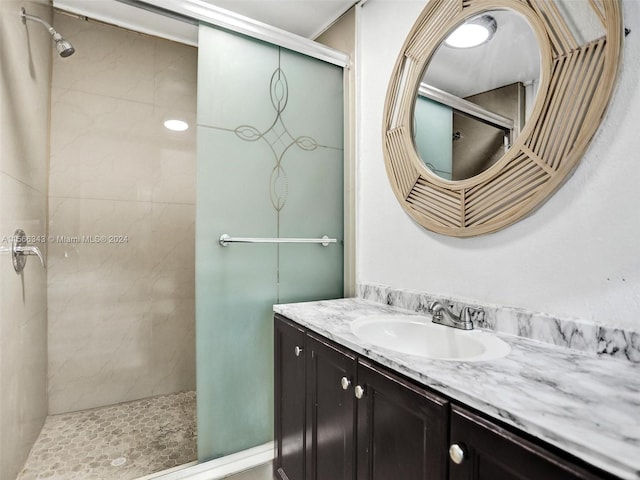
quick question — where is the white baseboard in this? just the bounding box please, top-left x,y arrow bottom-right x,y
138,442 -> 274,480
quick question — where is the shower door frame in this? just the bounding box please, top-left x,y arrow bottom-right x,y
148,1 -> 354,477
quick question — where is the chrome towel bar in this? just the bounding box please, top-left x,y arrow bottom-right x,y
219,234 -> 336,247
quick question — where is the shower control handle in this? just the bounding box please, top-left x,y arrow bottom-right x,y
15,245 -> 46,267
11,229 -> 46,273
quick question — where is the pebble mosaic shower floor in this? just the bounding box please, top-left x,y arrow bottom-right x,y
17,391 -> 197,480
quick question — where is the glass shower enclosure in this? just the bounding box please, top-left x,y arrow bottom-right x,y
196,24 -> 345,461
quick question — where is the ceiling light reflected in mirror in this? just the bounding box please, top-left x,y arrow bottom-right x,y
445,15 -> 497,49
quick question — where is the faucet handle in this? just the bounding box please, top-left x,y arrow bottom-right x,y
427,301 -> 442,313
460,306 -> 484,323
427,301 -> 444,319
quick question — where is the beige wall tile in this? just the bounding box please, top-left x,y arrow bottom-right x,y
49,87 -> 197,204
49,88 -> 156,202
47,197 -> 154,301
154,38 -> 198,112
0,1 -> 50,478
52,13 -> 156,104
151,298 -> 196,396
151,108 -> 196,205
0,174 -> 48,480
0,0 -> 52,193
48,14 -> 196,414
47,197 -> 157,413
150,203 -> 195,299
47,299 -> 154,414
150,203 -> 195,395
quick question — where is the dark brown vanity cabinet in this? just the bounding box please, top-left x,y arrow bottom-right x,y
274,314 -> 449,480
275,314 -> 615,480
448,406 -> 609,480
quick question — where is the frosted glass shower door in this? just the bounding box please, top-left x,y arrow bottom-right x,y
414,96 -> 453,179
196,25 -> 344,461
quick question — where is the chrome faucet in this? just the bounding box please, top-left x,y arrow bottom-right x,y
428,301 -> 482,330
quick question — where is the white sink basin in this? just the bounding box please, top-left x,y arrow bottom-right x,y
350,314 -> 511,362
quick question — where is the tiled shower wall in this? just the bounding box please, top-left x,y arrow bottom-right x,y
0,1 -> 51,478
47,13 -> 196,414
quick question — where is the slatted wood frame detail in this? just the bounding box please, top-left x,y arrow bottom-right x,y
382,0 -> 622,237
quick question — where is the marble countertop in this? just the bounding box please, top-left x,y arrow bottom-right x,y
274,298 -> 640,480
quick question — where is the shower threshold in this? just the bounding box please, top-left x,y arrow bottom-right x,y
143,442 -> 273,480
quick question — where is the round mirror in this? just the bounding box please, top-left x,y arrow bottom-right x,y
383,0 -> 622,237
414,9 -> 541,181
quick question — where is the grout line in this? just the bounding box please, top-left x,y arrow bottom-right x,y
48,195 -> 196,206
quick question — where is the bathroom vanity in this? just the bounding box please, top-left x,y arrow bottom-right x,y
273,299 -> 640,480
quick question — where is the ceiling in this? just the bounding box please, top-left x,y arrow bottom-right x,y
194,0 -> 357,39
53,0 -> 358,46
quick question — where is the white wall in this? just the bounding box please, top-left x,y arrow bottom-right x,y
356,0 -> 640,331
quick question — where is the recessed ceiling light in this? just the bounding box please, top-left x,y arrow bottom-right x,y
445,15 -> 497,49
164,119 -> 189,132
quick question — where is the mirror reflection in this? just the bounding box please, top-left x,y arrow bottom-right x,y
414,9 -> 541,181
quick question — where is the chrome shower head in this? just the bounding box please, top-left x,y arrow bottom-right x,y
20,7 -> 76,58
53,33 -> 75,57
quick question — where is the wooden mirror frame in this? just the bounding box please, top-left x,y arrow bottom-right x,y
383,0 -> 623,237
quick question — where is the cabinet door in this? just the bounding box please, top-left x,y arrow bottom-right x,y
356,360 -> 449,480
449,405 -> 609,480
274,315 -> 307,480
306,333 -> 357,480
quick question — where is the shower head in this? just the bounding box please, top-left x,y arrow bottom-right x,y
53,33 -> 75,58
20,7 -> 75,58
